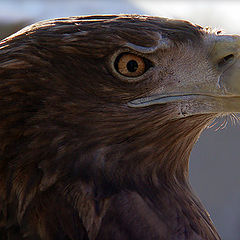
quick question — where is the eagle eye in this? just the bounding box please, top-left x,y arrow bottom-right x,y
114,53 -> 152,78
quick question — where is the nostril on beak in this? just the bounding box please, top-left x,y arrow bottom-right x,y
218,54 -> 234,69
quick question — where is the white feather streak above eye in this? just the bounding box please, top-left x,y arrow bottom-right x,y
124,33 -> 171,54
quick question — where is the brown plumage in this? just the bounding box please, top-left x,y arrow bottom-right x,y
0,14 -> 240,240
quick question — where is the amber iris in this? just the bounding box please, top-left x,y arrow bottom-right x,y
115,53 -> 146,77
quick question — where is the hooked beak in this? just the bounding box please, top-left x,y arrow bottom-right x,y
128,34 -> 240,117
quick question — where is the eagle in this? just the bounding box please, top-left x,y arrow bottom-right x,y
0,14 -> 239,240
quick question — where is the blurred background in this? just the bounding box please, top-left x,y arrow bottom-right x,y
0,0 -> 240,239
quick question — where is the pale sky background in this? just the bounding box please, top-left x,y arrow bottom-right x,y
1,1 -> 240,239
132,0 -> 240,34
0,0 -> 240,36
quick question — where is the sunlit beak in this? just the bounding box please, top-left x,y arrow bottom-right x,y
128,34 -> 240,116
216,36 -> 240,95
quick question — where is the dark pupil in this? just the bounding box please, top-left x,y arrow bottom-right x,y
127,60 -> 138,72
